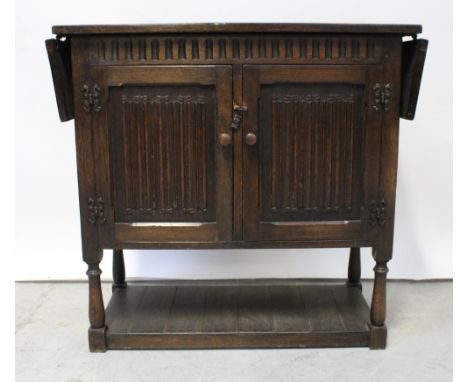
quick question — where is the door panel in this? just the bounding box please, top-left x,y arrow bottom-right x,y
260,83 -> 365,222
96,66 -> 233,243
243,65 -> 382,241
110,85 -> 216,223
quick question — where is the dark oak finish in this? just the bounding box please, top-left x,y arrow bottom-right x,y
370,261 -> 389,349
242,65 -> 381,242
400,39 -> 428,120
52,23 -> 422,35
47,23 -> 426,352
105,281 -> 371,349
45,39 -> 74,121
347,247 -> 361,289
112,249 -> 127,291
86,263 -> 106,352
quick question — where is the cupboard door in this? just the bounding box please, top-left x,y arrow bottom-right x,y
95,66 -> 233,243
243,65 -> 382,241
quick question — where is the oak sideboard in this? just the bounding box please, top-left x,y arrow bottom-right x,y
46,23 -> 427,352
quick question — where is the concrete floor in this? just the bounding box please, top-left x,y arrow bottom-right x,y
16,281 -> 452,382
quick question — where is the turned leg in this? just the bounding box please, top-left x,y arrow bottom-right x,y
86,262 -> 106,352
369,260 -> 389,349
347,247 -> 361,289
112,249 -> 127,291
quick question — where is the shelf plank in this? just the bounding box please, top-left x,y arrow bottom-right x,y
163,286 -> 206,333
202,286 -> 238,333
300,285 -> 346,332
269,285 -> 309,332
131,286 -> 176,334
238,285 -> 274,333
105,280 -> 371,349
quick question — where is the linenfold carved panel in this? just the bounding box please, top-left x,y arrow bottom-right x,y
260,84 -> 365,222
88,35 -> 381,65
110,86 -> 216,222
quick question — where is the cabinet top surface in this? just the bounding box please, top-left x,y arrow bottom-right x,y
52,22 -> 422,36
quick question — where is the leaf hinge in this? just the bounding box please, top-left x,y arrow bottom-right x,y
369,198 -> 386,227
82,82 -> 102,113
88,197 -> 106,224
372,83 -> 391,112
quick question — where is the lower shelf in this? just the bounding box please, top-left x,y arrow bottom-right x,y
104,279 -> 373,349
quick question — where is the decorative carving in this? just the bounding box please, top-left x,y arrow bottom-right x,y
88,197 -> 106,224
121,94 -> 205,103
372,83 -> 391,111
382,84 -> 392,111
231,105 -> 247,130
272,94 -> 355,103
373,261 -> 389,274
372,83 -> 382,110
369,198 -> 386,226
89,36 -> 381,65
272,206 -> 353,213
113,88 -> 215,222
262,84 -> 364,221
82,83 -> 102,113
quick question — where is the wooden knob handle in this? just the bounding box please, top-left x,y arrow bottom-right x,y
245,132 -> 257,146
219,133 -> 232,147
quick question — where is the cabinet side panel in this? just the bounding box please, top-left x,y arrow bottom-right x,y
70,37 -> 101,262
375,38 -> 403,260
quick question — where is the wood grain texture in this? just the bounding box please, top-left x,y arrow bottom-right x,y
112,249 -> 127,290
347,247 -> 362,288
371,261 -> 389,327
93,65 -> 233,243
70,37 -> 102,264
232,64 -> 244,240
105,281 -> 371,349
260,84 -> 364,222
82,35 -> 389,65
400,39 -> 428,120
375,37 -> 404,261
110,238 -> 373,249
52,23 -> 422,35
110,87 -> 213,222
45,38 -> 74,121
242,65 -> 377,242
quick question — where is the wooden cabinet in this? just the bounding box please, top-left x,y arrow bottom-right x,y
46,23 -> 427,352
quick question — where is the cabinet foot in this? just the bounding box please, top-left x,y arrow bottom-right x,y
86,261 -> 106,353
86,263 -> 105,328
369,258 -> 388,350
370,261 -> 388,327
88,326 -> 107,352
369,324 -> 387,349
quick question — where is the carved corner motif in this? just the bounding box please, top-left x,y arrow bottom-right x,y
372,83 -> 391,112
88,197 -> 106,224
369,198 -> 386,227
82,83 -> 102,113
